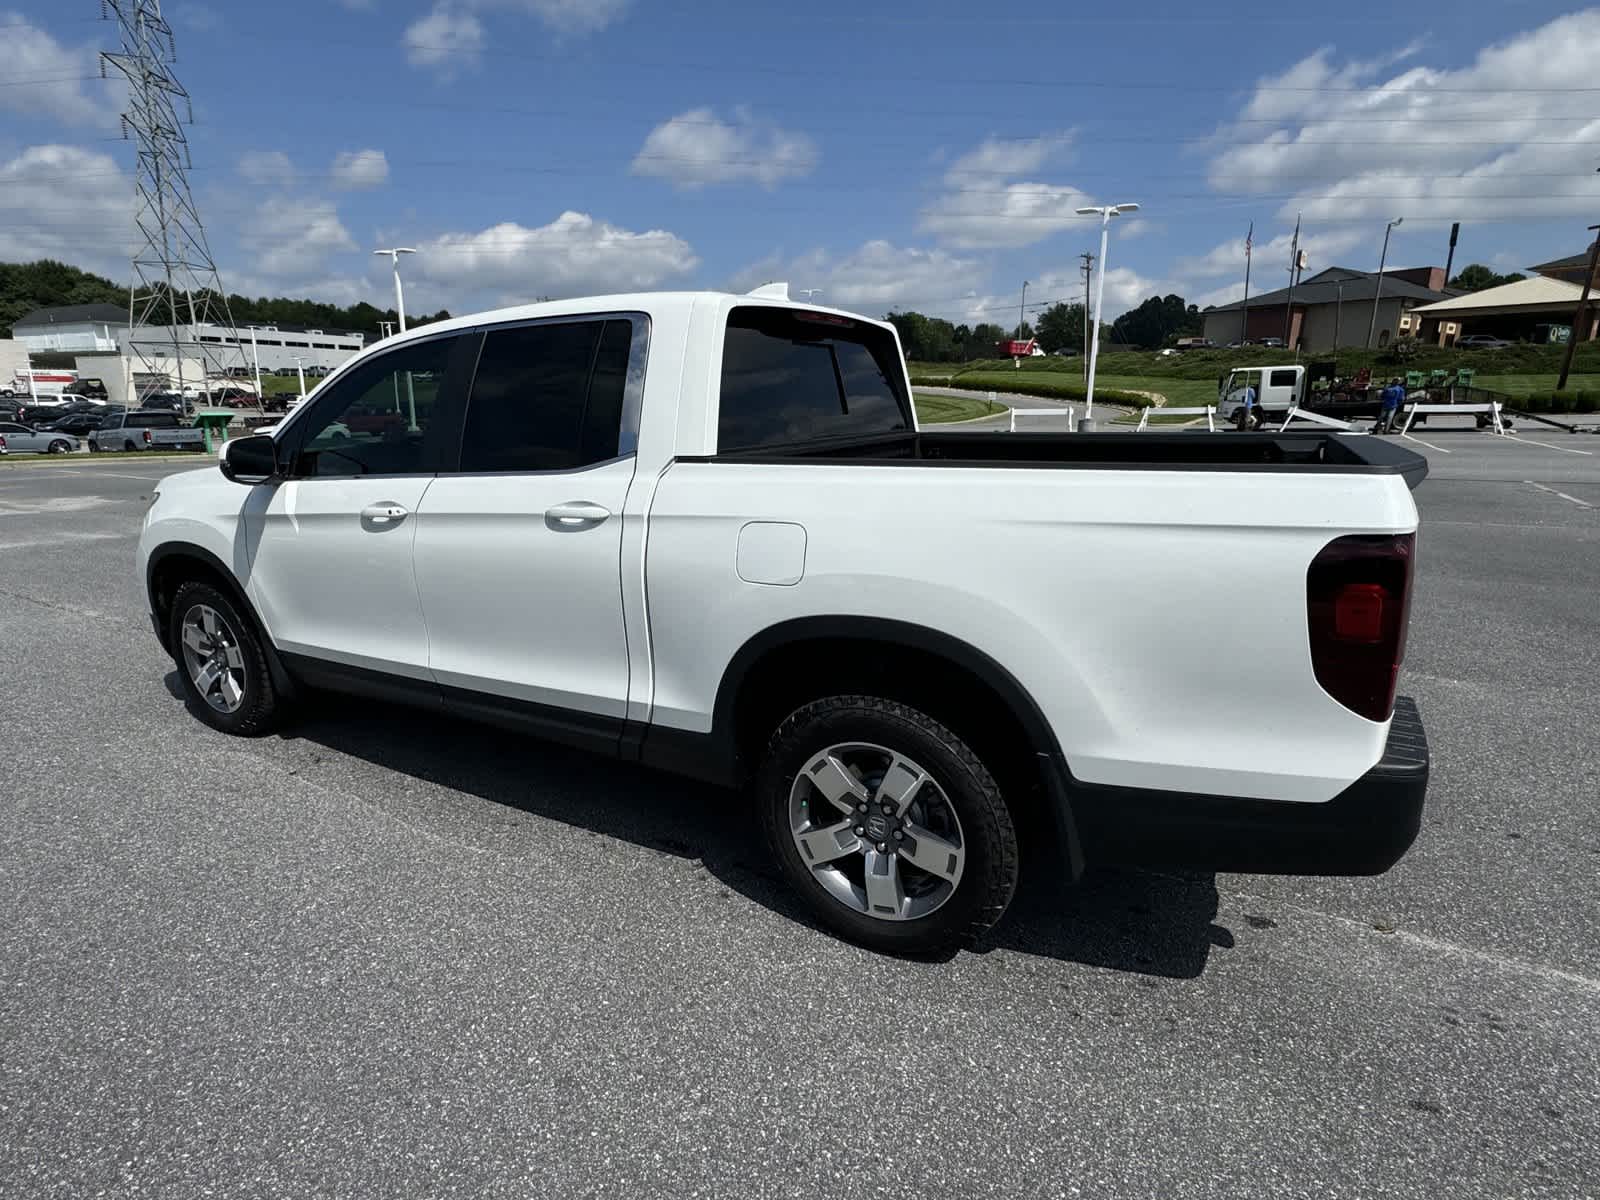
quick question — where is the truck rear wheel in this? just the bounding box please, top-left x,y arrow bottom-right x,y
757,695 -> 1019,955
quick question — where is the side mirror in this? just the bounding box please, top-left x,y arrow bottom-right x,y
219,434 -> 282,484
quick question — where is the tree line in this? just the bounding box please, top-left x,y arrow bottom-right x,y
887,293 -> 1205,360
0,259 -> 450,343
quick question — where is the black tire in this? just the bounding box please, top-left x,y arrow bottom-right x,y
48,440 -> 70,454
757,695 -> 1019,955
168,580 -> 283,736
123,439 -> 137,452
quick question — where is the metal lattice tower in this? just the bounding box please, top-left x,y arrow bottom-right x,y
101,0 -> 247,401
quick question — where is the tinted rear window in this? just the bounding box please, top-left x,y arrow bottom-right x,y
1269,370 -> 1299,388
717,307 -> 909,452
129,413 -> 178,428
460,317 -> 634,473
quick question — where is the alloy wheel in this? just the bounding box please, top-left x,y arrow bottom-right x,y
179,603 -> 247,713
788,742 -> 966,922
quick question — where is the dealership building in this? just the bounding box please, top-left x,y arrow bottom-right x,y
10,304 -> 367,404
1201,267 -> 1453,351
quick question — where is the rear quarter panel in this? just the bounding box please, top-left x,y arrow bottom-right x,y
644,460 -> 1420,804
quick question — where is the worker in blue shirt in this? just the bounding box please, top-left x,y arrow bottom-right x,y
1377,378 -> 1405,434
1238,382 -> 1259,430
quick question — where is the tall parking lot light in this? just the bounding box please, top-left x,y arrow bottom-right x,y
1074,203 -> 1140,423
373,247 -> 416,332
1366,217 -> 1403,349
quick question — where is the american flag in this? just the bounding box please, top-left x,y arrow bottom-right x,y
1244,223 -> 1253,259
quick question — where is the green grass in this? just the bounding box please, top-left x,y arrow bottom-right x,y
1096,376 -> 1218,408
911,341 -> 1600,385
913,391 -> 1008,423
908,370 -> 1152,409
1472,374 -> 1600,401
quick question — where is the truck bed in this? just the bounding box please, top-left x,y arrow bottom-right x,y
711,431 -> 1429,490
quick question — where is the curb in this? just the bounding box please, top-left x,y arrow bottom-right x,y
0,453 -> 208,469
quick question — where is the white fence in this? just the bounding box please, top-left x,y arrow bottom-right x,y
1275,405 -> 1361,433
1135,405 -> 1215,432
1008,407 -> 1075,432
1401,401 -> 1506,436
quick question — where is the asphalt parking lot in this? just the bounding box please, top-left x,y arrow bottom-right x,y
2,427 -> 1596,1198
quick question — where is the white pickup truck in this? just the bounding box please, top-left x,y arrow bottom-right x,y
138,289 -> 1430,954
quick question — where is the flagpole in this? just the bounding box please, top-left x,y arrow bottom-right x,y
1283,212 -> 1301,348
1240,222 -> 1253,346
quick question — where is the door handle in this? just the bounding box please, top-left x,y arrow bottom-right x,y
360,502 -> 410,522
545,501 -> 612,527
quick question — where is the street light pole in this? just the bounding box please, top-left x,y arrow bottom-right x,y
1075,203 -> 1140,423
1019,280 -> 1029,341
373,247 -> 416,332
293,356 -> 306,401
1366,217 -> 1403,349
245,325 -> 262,406
1556,224 -> 1600,392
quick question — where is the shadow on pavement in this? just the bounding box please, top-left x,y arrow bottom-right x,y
171,674 -> 1230,981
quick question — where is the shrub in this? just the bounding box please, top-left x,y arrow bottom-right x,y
1549,391 -> 1573,413
942,371 -> 1153,408
1575,394 -> 1597,414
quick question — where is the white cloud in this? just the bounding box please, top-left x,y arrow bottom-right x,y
1209,13 -> 1600,224
1189,281 -> 1247,311
0,13 -> 109,127
405,211 -> 698,307
960,264 -> 1177,327
405,0 -> 628,74
237,150 -> 296,186
920,183 -> 1096,250
331,148 -> 389,190
503,0 -> 630,35
0,145 -> 133,275
240,196 -> 358,279
919,132 -> 1098,250
729,241 -> 987,319
632,108 -> 818,190
1177,227 -> 1367,280
1116,218 -> 1155,240
405,5 -> 485,72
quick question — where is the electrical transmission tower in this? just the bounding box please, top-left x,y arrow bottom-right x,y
101,0 -> 247,402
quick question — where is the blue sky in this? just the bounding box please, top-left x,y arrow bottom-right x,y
3,1 -> 1598,324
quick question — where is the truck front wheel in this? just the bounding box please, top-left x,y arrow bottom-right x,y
757,695 -> 1019,955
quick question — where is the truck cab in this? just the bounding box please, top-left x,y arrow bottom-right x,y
1218,365 -> 1306,425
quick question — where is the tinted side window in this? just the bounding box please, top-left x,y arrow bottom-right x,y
717,307 -> 908,452
1269,370 -> 1299,389
460,318 -> 634,473
294,336 -> 459,478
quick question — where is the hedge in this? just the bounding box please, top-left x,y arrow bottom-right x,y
913,370 -> 1153,408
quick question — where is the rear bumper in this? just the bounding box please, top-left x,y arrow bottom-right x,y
1071,696 -> 1429,876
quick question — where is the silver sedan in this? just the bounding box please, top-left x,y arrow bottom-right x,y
0,421 -> 79,454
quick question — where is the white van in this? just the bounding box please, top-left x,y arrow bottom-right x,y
1217,365 -> 1306,425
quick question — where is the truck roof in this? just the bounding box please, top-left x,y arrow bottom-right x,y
365,289 -> 893,351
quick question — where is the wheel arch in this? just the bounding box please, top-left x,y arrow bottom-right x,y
643,615 -> 1082,876
146,542 -> 296,699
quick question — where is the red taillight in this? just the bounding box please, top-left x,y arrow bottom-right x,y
0,434 -> 6,449
1334,583 -> 1387,643
1307,534 -> 1415,722
143,429 -> 152,444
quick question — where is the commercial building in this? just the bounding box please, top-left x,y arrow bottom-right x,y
12,304 -> 126,354
1201,267 -> 1453,351
180,323 -> 365,374
1410,276 -> 1593,346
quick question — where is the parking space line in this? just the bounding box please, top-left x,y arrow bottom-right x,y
83,472 -> 167,483
1515,438 -> 1594,456
1401,433 -> 1451,453
1525,481 -> 1594,509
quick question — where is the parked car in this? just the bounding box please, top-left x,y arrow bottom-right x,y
0,420 -> 78,454
140,289 -> 1430,955
1456,334 -> 1512,349
74,378 -> 110,400
88,409 -> 207,452
42,411 -> 106,435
